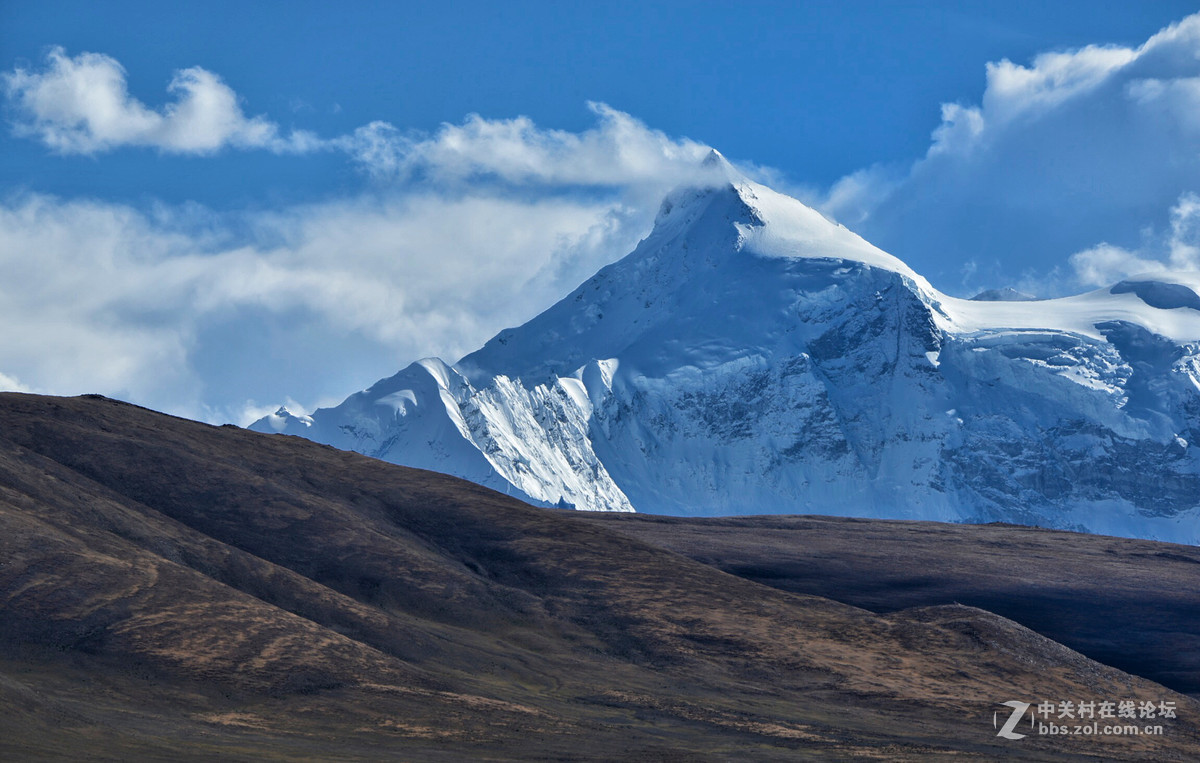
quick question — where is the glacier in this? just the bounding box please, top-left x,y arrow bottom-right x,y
253,159 -> 1200,543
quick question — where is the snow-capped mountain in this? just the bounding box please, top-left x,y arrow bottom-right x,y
253,157 -> 1200,543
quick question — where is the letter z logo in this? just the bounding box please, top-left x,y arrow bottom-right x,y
995,701 -> 1031,740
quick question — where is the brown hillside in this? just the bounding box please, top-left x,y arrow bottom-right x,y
0,392 -> 1197,760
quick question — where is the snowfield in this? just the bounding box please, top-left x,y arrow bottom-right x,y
254,160 -> 1200,543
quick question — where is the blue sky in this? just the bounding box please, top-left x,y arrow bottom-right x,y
5,2 -> 1195,203
3,2 -> 1200,422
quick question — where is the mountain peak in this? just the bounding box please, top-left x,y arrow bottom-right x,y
260,405 -> 312,432
647,173 -> 930,290
652,181 -> 755,231
700,148 -> 725,167
253,169 -> 1200,542
969,287 -> 1038,302
699,148 -> 743,181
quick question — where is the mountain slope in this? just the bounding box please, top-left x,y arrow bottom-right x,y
5,391 -> 1200,759
583,512 -> 1200,698
255,167 -> 1200,542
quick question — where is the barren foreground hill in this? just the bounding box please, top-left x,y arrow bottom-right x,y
1,392 -> 1198,760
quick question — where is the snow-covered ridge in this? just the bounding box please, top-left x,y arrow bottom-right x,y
941,277 -> 1200,344
254,169 -> 1200,544
733,177 -> 1200,344
731,177 -> 930,285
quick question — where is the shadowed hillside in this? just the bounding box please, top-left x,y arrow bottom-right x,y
2,392 -> 1199,760
581,513 -> 1200,701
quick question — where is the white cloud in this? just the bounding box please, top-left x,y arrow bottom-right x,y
0,95 -> 726,422
0,189 -> 652,423
3,47 -> 319,154
2,47 -> 717,193
821,13 -> 1200,293
1167,192 -> 1200,268
200,193 -> 637,349
0,371 -> 32,393
0,194 -> 201,404
0,47 -> 761,423
1069,192 -> 1200,286
976,45 -> 1136,130
337,102 -> 714,188
340,121 -> 407,175
1069,243 -> 1164,287
821,165 -> 901,228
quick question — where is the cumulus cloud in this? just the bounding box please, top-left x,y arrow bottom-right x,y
821,13 -> 1200,293
3,47 -> 319,154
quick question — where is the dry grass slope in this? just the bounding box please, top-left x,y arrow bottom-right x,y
0,392 -> 1196,760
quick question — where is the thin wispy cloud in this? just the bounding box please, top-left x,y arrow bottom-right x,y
337,103 -> 713,186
